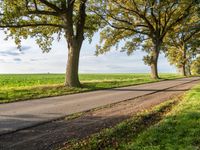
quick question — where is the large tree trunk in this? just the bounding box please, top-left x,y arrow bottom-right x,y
62,0 -> 86,88
181,45 -> 187,77
180,64 -> 187,76
150,41 -> 160,79
65,39 -> 82,87
151,51 -> 159,79
187,65 -> 192,76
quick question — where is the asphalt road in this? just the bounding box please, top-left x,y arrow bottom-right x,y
0,77 -> 199,136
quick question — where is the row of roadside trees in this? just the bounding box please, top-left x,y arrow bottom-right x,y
0,0 -> 199,87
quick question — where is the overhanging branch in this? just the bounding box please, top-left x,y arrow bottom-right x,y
0,23 -> 64,28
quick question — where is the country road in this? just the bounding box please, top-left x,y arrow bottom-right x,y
0,77 -> 199,136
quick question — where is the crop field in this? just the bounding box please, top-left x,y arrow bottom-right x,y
0,73 -> 181,103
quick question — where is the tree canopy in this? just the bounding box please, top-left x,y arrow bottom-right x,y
165,13 -> 200,76
0,0 -> 101,87
94,0 -> 199,78
191,56 -> 200,75
0,0 -> 199,87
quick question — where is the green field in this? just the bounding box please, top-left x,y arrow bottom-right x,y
0,73 -> 181,103
67,84 -> 200,150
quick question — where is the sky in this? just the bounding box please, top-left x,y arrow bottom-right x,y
0,31 -> 177,74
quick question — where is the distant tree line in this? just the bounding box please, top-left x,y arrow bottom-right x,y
0,0 -> 199,87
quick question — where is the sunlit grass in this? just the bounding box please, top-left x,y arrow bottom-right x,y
124,84 -> 200,150
0,73 -> 182,103
61,96 -> 179,150
64,84 -> 200,150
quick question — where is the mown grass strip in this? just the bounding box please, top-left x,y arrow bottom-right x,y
62,97 -> 181,150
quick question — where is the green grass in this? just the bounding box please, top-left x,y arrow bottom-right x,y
0,73 -> 181,103
62,97 -> 180,150
125,84 -> 200,150
65,84 -> 200,150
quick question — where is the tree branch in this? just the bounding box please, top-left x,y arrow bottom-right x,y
162,2 -> 194,39
0,23 -> 64,28
28,10 -> 59,16
76,0 -> 87,39
113,0 -> 155,33
39,0 -> 61,12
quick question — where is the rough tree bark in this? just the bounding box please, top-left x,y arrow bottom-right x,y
151,51 -> 159,79
65,39 -> 83,87
63,0 -> 86,87
187,64 -> 192,76
181,45 -> 187,77
150,40 -> 160,79
180,65 -> 187,76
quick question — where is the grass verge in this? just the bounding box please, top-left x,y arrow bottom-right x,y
62,97 -> 181,150
62,84 -> 200,150
0,73 -> 182,103
124,84 -> 200,150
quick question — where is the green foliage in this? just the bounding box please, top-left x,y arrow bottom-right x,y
95,0 -> 197,66
0,0 -> 101,51
1,0 -> 62,51
0,73 -> 181,103
165,12 -> 200,70
0,0 -> 103,87
191,56 -> 200,75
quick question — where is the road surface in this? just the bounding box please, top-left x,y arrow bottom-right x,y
0,77 -> 199,136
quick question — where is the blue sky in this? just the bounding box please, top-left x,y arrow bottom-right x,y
0,31 -> 176,74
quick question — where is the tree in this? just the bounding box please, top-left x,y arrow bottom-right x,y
191,56 -> 200,75
0,0 -> 100,87
94,0 -> 197,79
165,15 -> 200,76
